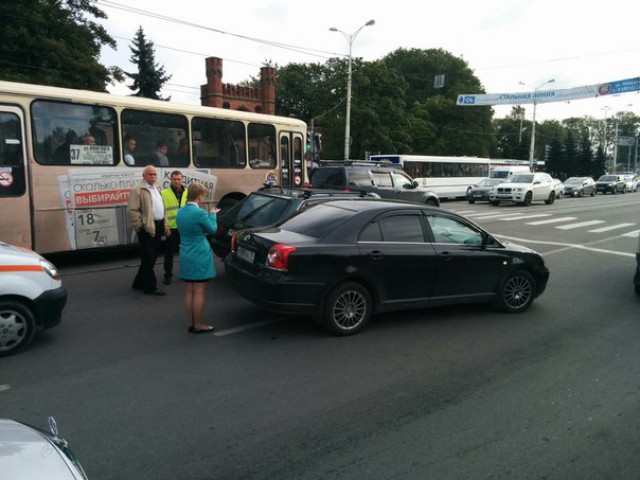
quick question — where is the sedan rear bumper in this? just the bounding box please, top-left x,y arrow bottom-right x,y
224,255 -> 323,316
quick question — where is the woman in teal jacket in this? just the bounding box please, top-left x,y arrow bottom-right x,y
176,182 -> 220,334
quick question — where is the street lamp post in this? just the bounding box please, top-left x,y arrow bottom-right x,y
602,105 -> 612,170
520,79 -> 555,171
330,19 -> 375,160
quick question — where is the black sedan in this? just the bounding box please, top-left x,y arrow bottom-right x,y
211,187 -> 378,258
224,200 -> 550,335
466,177 -> 504,203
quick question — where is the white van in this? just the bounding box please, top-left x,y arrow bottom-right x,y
490,166 -> 531,180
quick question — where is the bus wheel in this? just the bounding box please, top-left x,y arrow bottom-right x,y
216,197 -> 241,213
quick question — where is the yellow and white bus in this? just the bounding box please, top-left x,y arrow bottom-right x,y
0,80 -> 307,253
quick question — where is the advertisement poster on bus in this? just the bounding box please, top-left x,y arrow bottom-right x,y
57,168 -> 218,250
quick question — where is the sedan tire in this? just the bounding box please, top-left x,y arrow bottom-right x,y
322,281 -> 372,336
0,300 -> 36,357
496,270 -> 536,313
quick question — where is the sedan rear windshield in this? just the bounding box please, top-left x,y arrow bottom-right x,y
235,194 -> 293,227
279,203 -> 355,238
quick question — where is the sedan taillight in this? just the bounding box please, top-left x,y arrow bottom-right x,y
266,244 -> 297,271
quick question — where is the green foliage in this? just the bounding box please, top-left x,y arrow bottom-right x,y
126,27 -> 171,100
275,48 -> 495,159
0,0 -> 115,90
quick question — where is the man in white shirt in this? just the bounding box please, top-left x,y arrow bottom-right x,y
127,165 -> 170,295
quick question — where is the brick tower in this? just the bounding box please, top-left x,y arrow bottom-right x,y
200,57 -> 276,114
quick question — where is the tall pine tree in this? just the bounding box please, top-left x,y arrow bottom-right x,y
126,27 -> 171,100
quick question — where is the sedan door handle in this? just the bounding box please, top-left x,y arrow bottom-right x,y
366,250 -> 384,261
440,251 -> 453,260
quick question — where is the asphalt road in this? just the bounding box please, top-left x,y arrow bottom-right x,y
2,193 -> 640,479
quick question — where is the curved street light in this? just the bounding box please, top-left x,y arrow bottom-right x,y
520,78 -> 555,171
330,19 -> 375,160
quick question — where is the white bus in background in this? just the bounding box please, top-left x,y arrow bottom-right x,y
369,154 -> 528,198
0,80 -> 307,253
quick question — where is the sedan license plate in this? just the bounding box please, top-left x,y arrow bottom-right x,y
237,246 -> 255,264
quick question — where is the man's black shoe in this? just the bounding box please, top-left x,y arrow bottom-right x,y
163,276 -> 172,285
144,289 -> 166,296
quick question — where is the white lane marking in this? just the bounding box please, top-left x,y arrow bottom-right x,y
0,384 -> 10,392
622,230 -> 640,238
500,214 -> 551,221
589,223 -> 636,233
527,217 -> 576,225
498,235 -> 635,258
214,319 -> 280,336
556,220 -> 606,230
465,212 -> 527,219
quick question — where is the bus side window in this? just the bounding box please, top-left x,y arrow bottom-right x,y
248,123 -> 276,169
122,109 -> 189,168
192,117 -> 246,168
32,100 -> 117,166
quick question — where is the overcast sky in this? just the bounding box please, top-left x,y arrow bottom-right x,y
96,0 -> 640,123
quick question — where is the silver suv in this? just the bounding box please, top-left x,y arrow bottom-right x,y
489,172 -> 556,206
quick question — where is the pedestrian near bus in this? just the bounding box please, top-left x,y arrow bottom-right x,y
161,170 -> 187,285
127,165 -> 170,296
176,182 -> 221,333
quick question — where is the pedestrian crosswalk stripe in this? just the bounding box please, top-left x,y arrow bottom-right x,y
527,217 -> 577,225
500,214 -> 551,222
622,230 -> 640,237
464,212 -> 524,219
556,220 -> 606,230
588,223 -> 636,233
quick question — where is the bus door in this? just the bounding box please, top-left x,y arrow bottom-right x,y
279,132 -> 304,188
0,106 -> 31,249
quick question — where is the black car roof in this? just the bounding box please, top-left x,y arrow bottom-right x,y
315,198 -> 436,213
252,186 -> 375,199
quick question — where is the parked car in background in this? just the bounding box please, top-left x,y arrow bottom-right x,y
225,200 -> 550,335
0,417 -> 88,479
562,176 -> 597,197
551,178 -> 564,199
595,174 -> 626,194
489,172 -> 556,206
489,166 -> 531,180
0,242 -> 67,357
466,178 -> 504,203
309,162 -> 440,206
621,174 -> 638,192
210,187 -> 379,258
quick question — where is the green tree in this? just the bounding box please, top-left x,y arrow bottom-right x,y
0,0 -> 117,90
545,134 -> 564,177
578,132 -> 594,177
126,27 -> 171,100
593,144 -> 607,177
563,130 -> 579,177
381,48 -> 494,157
493,107 -> 529,160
